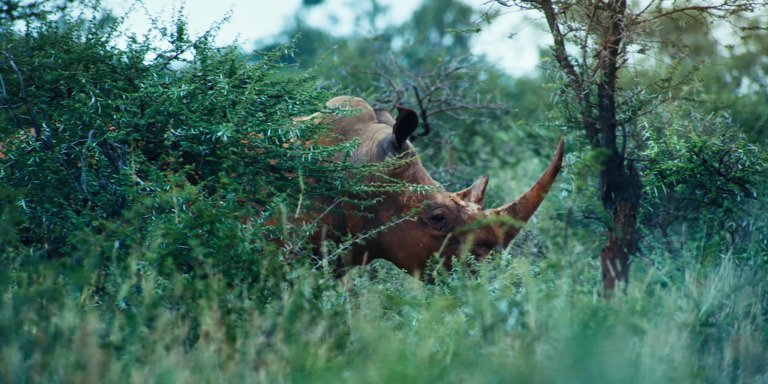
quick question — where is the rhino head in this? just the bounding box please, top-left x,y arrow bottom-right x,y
317,96 -> 564,277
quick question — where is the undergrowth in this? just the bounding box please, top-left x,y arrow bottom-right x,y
1,232 -> 766,383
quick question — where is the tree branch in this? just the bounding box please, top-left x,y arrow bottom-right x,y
410,86 -> 431,141
537,0 -> 585,97
1,51 -> 51,150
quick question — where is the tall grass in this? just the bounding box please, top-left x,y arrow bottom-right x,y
2,233 -> 765,383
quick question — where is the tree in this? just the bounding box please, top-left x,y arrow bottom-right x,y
645,10 -> 768,142
0,0 -> 84,24
488,0 -> 768,292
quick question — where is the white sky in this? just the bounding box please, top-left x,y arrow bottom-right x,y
104,0 -> 549,76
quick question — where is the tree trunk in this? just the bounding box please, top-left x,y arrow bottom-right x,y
595,0 -> 640,293
535,0 -> 641,293
598,160 -> 641,291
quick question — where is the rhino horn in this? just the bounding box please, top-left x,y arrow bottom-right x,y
454,174 -> 489,209
490,138 -> 564,232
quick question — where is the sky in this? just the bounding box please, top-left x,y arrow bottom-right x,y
103,0 -> 550,76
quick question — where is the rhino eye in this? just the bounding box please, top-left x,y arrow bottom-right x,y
425,210 -> 451,232
428,214 -> 445,225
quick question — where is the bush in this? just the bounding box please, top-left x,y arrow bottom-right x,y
638,102 -> 768,261
0,7 -> 408,327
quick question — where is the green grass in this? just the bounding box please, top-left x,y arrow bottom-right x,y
2,239 -> 766,384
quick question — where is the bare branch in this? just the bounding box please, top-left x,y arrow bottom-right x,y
642,2 -> 766,25
538,0 -> 586,97
0,72 -> 23,130
410,86 -> 431,141
1,51 -> 51,149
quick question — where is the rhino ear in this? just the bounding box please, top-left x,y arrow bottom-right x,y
455,174 -> 489,208
393,107 -> 419,150
374,109 -> 396,126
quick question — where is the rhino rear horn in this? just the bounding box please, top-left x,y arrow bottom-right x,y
393,107 -> 419,150
491,138 -> 564,226
454,174 -> 489,208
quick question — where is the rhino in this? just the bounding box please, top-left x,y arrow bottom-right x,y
308,96 -> 564,278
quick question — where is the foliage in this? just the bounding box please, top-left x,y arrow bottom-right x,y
1,2 -> 768,383
0,6 -> 415,317
635,8 -> 768,142
0,0 -> 86,24
638,103 -> 768,257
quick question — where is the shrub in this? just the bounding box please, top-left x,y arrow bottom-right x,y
638,103 -> 768,260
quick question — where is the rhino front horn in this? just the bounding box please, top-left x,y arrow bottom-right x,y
490,138 -> 564,231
